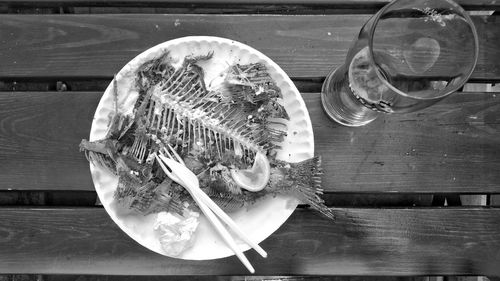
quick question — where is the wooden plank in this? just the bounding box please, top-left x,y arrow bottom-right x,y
0,207 -> 499,275
1,0 -> 498,11
0,275 -> 435,281
312,90 -> 500,193
0,92 -> 96,191
0,15 -> 498,81
1,91 -> 499,193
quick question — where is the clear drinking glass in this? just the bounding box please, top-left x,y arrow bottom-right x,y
321,0 -> 479,127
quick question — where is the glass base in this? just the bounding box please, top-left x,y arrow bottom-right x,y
320,66 -> 378,127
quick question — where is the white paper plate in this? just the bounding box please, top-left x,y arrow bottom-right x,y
89,36 -> 314,260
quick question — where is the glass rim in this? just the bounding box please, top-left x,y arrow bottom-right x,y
367,0 -> 480,100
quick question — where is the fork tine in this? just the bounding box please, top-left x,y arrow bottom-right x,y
166,143 -> 186,165
161,146 -> 174,159
155,154 -> 172,176
156,153 -> 184,185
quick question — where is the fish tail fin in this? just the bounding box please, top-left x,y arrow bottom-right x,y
278,156 -> 335,220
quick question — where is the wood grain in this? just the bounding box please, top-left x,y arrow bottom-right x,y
0,14 -> 497,81
0,92 -> 96,190
1,91 -> 499,193
1,0 -> 498,10
40,276 -> 434,281
308,91 -> 500,193
19,275 -> 435,281
3,0 -> 499,16
0,276 -> 435,281
0,207 -> 498,275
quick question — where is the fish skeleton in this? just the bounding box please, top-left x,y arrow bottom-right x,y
80,50 -> 334,220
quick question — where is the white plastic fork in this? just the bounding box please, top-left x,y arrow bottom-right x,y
158,145 -> 267,259
155,145 -> 267,273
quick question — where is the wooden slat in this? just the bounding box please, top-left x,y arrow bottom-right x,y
0,92 -> 96,191
1,91 -> 499,193
0,207 -> 499,275
312,91 -> 500,193
1,0 -> 499,11
20,276 -> 434,281
0,14 -> 498,81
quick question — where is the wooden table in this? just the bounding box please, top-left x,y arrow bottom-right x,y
1,0 -> 500,279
